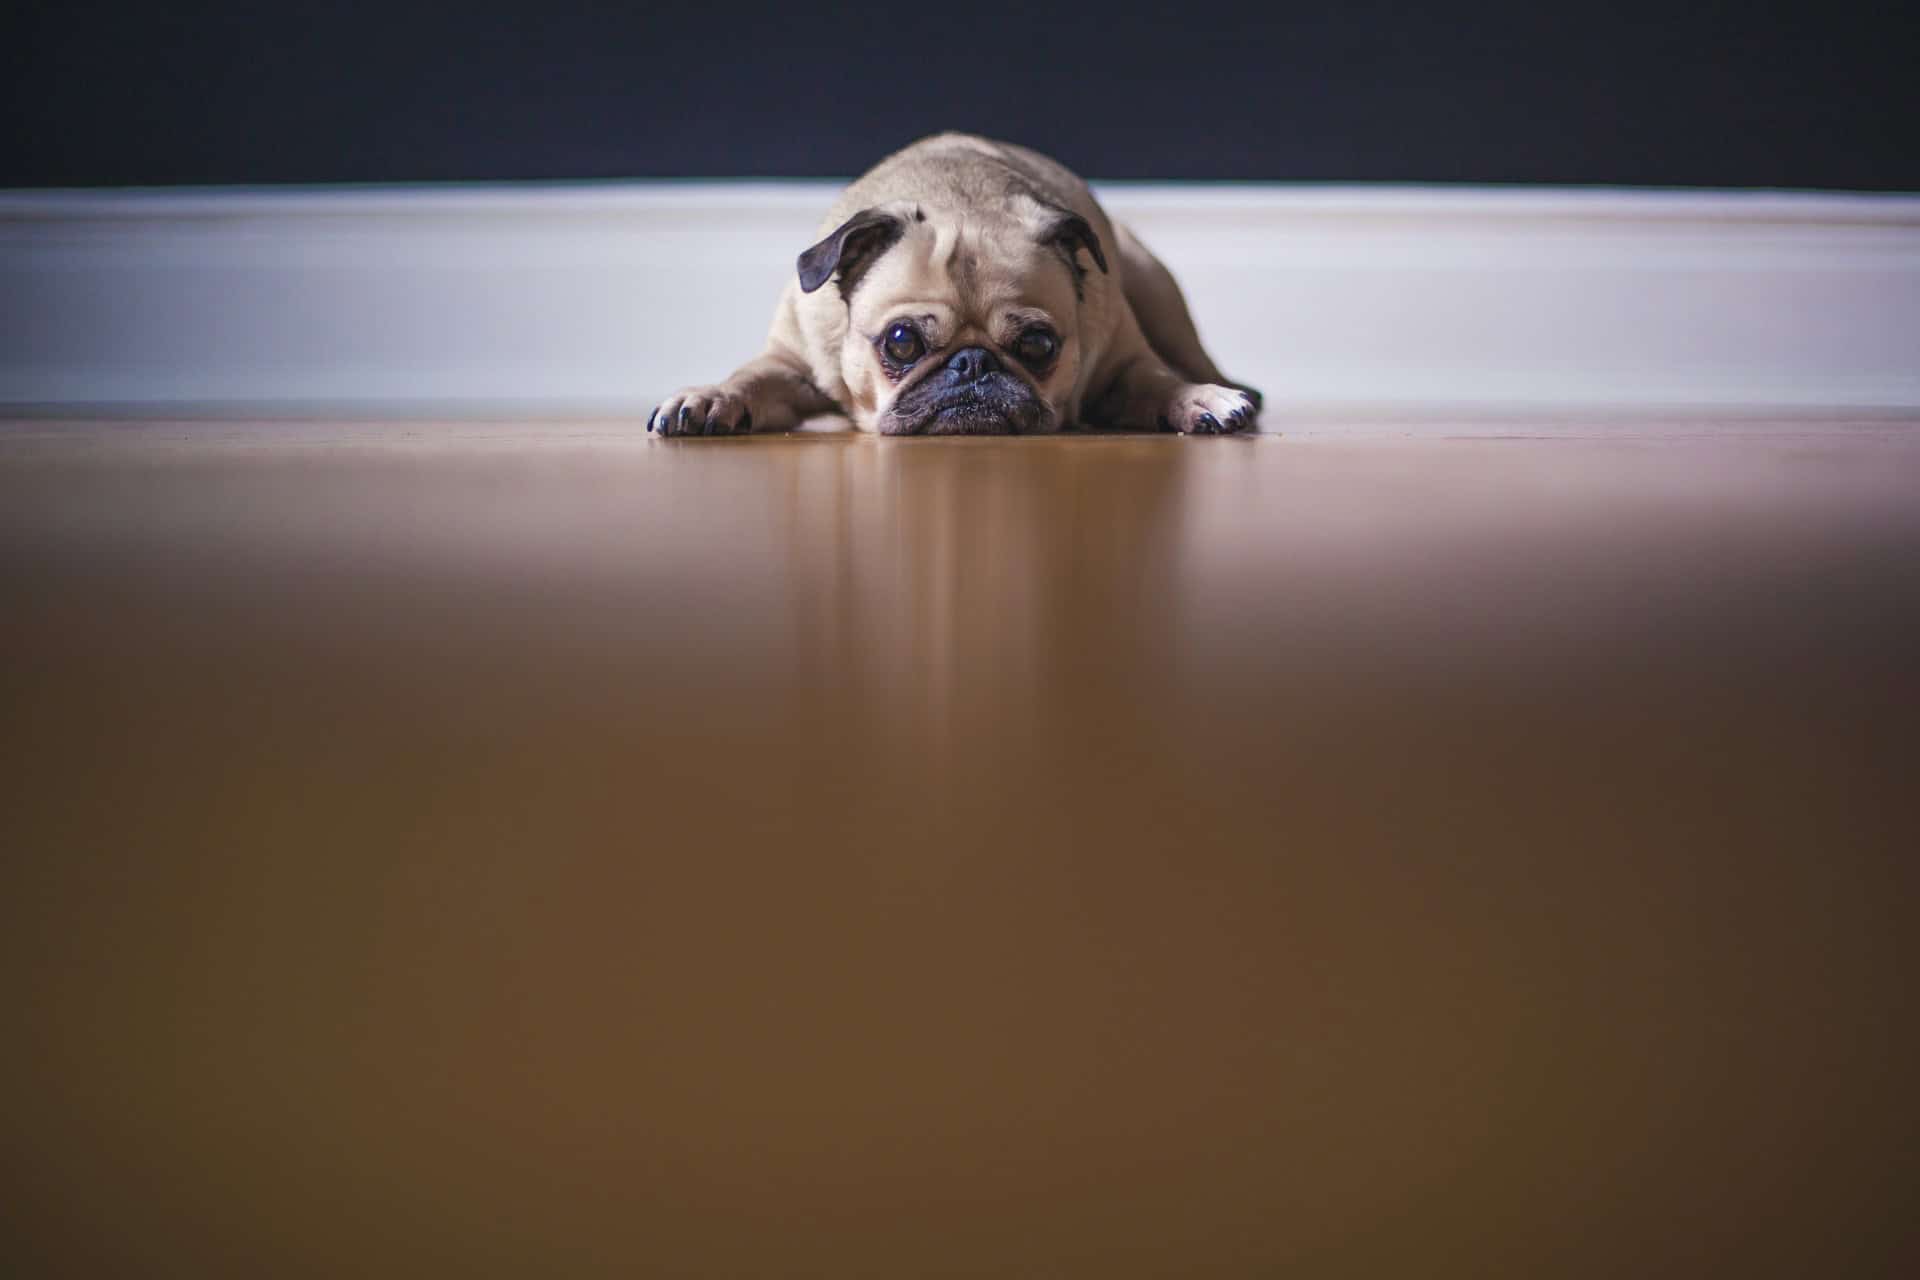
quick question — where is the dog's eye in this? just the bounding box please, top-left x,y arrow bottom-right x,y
1014,328 -> 1058,366
883,322 -> 925,365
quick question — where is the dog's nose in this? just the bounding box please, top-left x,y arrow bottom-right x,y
944,346 -> 1000,383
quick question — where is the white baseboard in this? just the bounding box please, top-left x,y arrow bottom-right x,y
3,183 -> 1917,418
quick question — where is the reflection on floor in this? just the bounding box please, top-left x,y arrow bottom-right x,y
4,420 -> 1918,1276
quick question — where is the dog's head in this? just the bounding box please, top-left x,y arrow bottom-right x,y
796,197 -> 1108,435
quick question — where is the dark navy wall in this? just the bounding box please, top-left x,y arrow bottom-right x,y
4,1 -> 1915,189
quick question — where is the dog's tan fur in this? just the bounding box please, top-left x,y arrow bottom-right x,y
650,133 -> 1259,437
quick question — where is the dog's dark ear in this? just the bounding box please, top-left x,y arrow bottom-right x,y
797,208 -> 906,294
1045,210 -> 1109,278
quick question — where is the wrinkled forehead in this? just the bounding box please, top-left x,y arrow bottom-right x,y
849,215 -> 1078,328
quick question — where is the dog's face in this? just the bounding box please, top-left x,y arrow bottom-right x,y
797,201 -> 1108,435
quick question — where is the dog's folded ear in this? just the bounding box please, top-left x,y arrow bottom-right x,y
1044,210 -> 1109,278
797,207 -> 907,294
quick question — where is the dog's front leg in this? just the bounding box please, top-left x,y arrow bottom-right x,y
649,348 -> 835,437
1084,353 -> 1259,436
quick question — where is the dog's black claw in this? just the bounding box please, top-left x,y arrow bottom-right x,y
737,410 -> 752,435
1197,413 -> 1220,434
647,408 -> 658,432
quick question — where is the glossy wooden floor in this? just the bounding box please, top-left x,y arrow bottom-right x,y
3,421 -> 1917,1276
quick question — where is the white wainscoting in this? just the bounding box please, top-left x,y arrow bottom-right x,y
2,183 -> 1917,420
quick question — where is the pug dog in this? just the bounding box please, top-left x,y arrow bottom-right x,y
648,133 -> 1261,437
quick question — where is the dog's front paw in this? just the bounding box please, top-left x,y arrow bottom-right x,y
1162,384 -> 1257,435
649,386 -> 753,437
